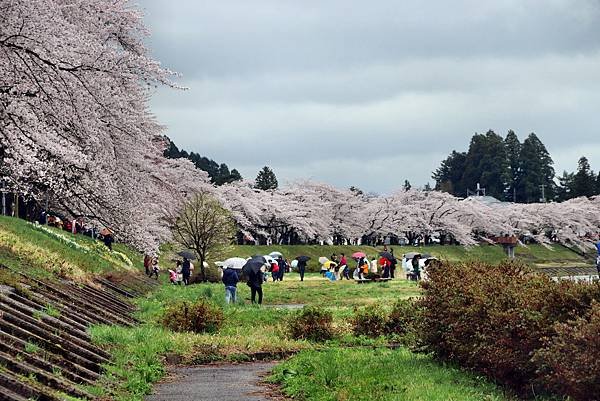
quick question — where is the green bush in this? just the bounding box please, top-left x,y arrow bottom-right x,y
386,299 -> 423,347
419,260 -> 600,397
352,306 -> 387,337
287,306 -> 334,341
161,300 -> 224,333
533,301 -> 600,401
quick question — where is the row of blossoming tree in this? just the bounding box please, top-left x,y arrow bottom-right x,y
2,0 -> 599,255
215,181 -> 600,249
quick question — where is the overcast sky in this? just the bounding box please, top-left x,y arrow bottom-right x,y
141,0 -> 600,194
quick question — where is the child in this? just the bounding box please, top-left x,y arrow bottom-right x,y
168,269 -> 177,284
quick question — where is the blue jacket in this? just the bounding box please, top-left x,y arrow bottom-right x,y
222,269 -> 239,287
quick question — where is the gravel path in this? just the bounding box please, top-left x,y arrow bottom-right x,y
145,362 -> 279,401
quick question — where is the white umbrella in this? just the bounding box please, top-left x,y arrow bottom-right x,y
221,257 -> 247,270
269,251 -> 283,258
318,256 -> 329,265
264,255 -> 276,265
291,260 -> 298,269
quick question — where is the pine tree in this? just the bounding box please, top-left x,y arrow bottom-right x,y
229,169 -> 242,182
571,156 -> 596,198
462,130 -> 508,199
516,133 -> 555,202
403,180 -> 412,191
556,171 -> 574,201
432,151 -> 467,196
255,166 -> 278,190
504,130 -> 521,202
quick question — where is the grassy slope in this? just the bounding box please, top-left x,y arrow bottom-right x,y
0,215 -> 142,280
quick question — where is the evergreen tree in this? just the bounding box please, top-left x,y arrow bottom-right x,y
461,130 -> 508,199
403,180 -> 412,191
255,166 -> 278,190
162,136 -> 241,186
556,171 -> 574,202
516,133 -> 555,202
213,163 -> 231,186
571,156 -> 596,198
596,172 -> 600,195
432,151 -> 467,196
504,130 -> 521,202
229,169 -> 242,182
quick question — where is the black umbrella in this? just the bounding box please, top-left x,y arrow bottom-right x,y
243,259 -> 265,275
251,255 -> 267,263
296,255 -> 311,262
379,251 -> 396,262
177,250 -> 196,260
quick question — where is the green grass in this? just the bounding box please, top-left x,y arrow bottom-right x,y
269,348 -> 519,401
199,243 -> 586,272
0,215 -> 142,280
89,324 -> 187,401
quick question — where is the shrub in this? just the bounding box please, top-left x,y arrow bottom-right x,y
287,306 -> 334,341
352,306 -> 386,337
419,260 -> 600,397
161,300 -> 223,333
386,299 -> 423,347
533,301 -> 600,401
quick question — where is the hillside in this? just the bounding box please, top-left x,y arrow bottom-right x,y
0,216 -> 143,280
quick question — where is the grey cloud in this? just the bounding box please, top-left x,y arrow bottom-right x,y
143,0 -> 600,193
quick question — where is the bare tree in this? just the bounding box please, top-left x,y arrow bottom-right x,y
171,191 -> 236,282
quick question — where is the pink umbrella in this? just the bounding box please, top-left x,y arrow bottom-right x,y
352,251 -> 366,259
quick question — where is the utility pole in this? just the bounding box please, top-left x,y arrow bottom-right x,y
539,184 -> 546,203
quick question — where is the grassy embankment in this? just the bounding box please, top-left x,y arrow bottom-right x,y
0,215 -> 142,280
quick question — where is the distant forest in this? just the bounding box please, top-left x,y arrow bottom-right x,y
163,137 -> 242,186
432,130 -> 600,203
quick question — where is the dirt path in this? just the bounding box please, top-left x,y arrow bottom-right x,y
145,362 -> 280,401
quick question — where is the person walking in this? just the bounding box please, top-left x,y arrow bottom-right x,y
390,256 -> 397,279
277,256 -> 287,281
247,267 -> 263,304
181,257 -> 191,285
222,267 -> 239,304
298,259 -> 307,282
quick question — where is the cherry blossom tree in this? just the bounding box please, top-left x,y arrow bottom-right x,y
0,0 -> 209,252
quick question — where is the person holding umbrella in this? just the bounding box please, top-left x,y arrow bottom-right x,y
296,256 -> 310,281
181,257 -> 191,285
243,257 -> 266,304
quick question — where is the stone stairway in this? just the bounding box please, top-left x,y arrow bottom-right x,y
0,265 -> 156,400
